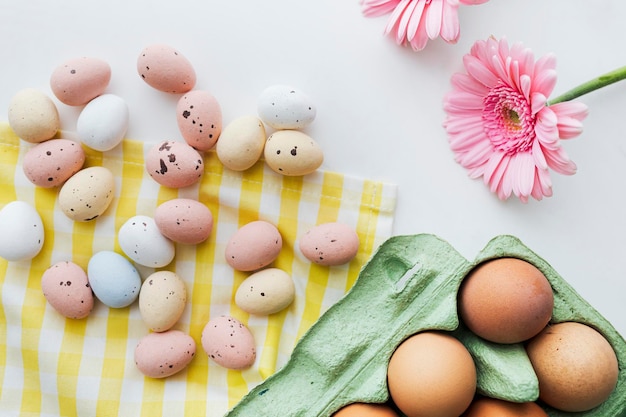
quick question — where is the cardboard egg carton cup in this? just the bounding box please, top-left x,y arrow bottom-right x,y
226,234 -> 626,416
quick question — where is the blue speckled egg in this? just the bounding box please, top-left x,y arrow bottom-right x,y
88,250 -> 141,308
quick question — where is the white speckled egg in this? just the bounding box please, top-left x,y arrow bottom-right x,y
135,329 -> 196,378
201,315 -> 256,370
216,115 -> 266,171
8,88 -> 60,143
235,268 -> 295,315
88,250 -> 141,308
118,215 -> 175,268
139,270 -> 187,332
50,56 -> 111,106
41,261 -> 93,319
137,44 -> 196,94
299,222 -> 360,266
264,130 -> 323,176
76,94 -> 129,151
146,140 -> 204,188
0,201 -> 44,262
176,90 -> 222,151
225,220 -> 282,271
58,166 -> 115,222
154,198 -> 213,245
257,85 -> 316,130
22,139 -> 85,188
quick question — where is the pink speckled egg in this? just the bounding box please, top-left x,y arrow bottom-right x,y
201,315 -> 256,370
50,57 -> 111,106
146,140 -> 204,188
22,139 -> 85,188
154,198 -> 213,245
225,220 -> 282,271
41,261 -> 94,319
137,44 -> 196,94
176,90 -> 222,151
299,222 -> 360,266
134,330 -> 196,378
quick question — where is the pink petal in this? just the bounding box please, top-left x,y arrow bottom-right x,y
459,0 -> 489,3
532,68 -> 557,97
425,0 -> 444,40
383,0 -> 412,43
531,139 -> 548,170
362,0 -> 403,16
444,91 -> 485,110
450,73 -> 490,96
556,116 -> 584,139
397,0 -> 420,43
409,10 -> 430,50
519,74 -> 532,100
440,0 -> 460,43
530,92 -> 547,115
406,0 -> 427,42
464,55 -> 499,87
549,101 -> 589,120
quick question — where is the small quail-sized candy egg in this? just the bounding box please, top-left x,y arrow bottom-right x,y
87,250 -> 141,308
41,261 -> 94,319
0,201 -> 44,262
134,329 -> 196,378
76,94 -> 129,151
118,215 -> 175,268
49,56 -> 111,106
257,85 -> 316,130
22,139 -> 85,188
139,270 -> 187,332
235,268 -> 295,315
8,88 -> 60,143
137,44 -> 196,94
201,315 -> 256,370
176,90 -> 222,151
145,140 -> 204,188
154,198 -> 213,245
216,115 -> 266,171
225,220 -> 282,271
299,222 -> 360,266
58,166 -> 115,222
264,130 -> 323,176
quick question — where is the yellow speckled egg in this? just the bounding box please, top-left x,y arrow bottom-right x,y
263,130 -> 323,176
8,88 -> 60,143
58,166 -> 115,221
235,268 -> 295,315
139,270 -> 187,332
216,115 -> 266,171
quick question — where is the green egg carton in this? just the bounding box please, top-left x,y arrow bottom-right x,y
225,234 -> 626,417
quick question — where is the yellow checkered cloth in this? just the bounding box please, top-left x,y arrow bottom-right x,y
0,122 -> 397,417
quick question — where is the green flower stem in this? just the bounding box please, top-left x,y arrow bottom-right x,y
548,65 -> 626,105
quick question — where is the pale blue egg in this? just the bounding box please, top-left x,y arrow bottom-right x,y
88,250 -> 141,308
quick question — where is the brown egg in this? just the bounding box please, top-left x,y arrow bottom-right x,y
461,396 -> 548,416
387,331 -> 476,417
526,322 -> 619,412
333,402 -> 399,417
458,258 -> 554,344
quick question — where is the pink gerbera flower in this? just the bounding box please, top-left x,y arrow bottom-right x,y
443,37 -> 589,202
361,0 -> 489,51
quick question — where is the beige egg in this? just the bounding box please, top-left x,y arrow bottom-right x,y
58,166 -> 115,221
264,130 -> 323,176
216,115 -> 266,171
134,329 -> 196,378
235,268 -> 295,315
8,88 -> 60,143
139,270 -> 187,332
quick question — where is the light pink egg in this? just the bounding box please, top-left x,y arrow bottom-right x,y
154,198 -> 213,244
225,220 -> 282,271
41,261 -> 94,319
22,139 -> 85,188
176,90 -> 222,151
50,57 -> 111,106
146,140 -> 204,188
137,44 -> 196,94
201,315 -> 256,370
134,330 -> 196,378
299,222 -> 360,266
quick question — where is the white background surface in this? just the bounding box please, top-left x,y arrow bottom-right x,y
1,0 -> 624,337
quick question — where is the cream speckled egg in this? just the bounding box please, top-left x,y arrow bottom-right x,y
0,201 -> 44,262
8,88 -> 60,143
257,85 -> 316,130
176,90 -> 222,151
235,268 -> 295,315
22,139 -> 85,188
118,215 -> 175,268
216,115 -> 266,171
299,222 -> 360,266
50,56 -> 111,106
135,330 -> 196,378
225,220 -> 282,271
264,130 -> 323,176
41,261 -> 93,319
201,315 -> 256,370
154,198 -> 213,245
146,140 -> 204,188
137,44 -> 196,94
58,166 -> 115,222
76,94 -> 129,151
139,270 -> 187,332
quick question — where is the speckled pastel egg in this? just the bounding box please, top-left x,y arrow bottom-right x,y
58,166 -> 115,222
235,268 -> 295,315
264,130 -> 323,176
299,222 -> 360,266
0,201 -> 44,262
76,94 -> 129,151
154,198 -> 213,245
146,140 -> 204,188
41,261 -> 93,319
118,215 -> 175,268
135,330 -> 196,378
50,57 -> 111,106
216,115 -> 266,171
22,139 -> 85,188
8,88 -> 60,143
139,270 -> 187,332
201,315 -> 256,370
225,220 -> 282,271
257,85 -> 316,130
176,90 -> 222,151
88,250 -> 141,308
137,44 -> 196,94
